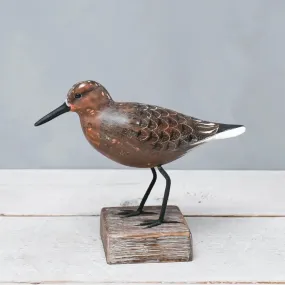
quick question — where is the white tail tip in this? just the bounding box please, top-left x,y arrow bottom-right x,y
213,125 -> 246,140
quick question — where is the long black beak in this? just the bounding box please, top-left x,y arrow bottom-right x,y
34,102 -> 71,127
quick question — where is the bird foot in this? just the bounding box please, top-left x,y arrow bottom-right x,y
137,219 -> 180,228
117,209 -> 156,218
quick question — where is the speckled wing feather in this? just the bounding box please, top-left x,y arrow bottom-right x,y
119,103 -> 220,152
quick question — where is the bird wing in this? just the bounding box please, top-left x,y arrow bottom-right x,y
122,103 -> 220,152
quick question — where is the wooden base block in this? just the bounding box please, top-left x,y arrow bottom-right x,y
100,205 -> 193,265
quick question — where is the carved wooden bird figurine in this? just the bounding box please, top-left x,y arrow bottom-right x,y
35,80 -> 246,228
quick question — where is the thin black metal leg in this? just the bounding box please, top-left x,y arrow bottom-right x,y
137,167 -> 157,212
157,165 -> 171,222
118,168 -> 157,217
139,165 -> 177,228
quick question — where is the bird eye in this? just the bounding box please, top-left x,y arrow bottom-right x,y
75,93 -> 82,99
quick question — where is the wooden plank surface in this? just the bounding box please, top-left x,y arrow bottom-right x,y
0,170 -> 284,216
3,283 -> 280,285
0,216 -> 284,283
0,281 -> 280,285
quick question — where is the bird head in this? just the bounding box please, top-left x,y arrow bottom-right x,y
34,80 -> 113,126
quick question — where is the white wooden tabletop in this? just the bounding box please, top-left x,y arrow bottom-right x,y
0,170 -> 284,285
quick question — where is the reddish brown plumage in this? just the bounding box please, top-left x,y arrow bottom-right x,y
66,80 -> 220,168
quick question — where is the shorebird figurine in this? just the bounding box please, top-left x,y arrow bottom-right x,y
35,80 -> 246,228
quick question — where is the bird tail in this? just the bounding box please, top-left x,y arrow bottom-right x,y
213,123 -> 246,140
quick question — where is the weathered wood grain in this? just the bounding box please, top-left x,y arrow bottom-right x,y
100,206 -> 192,264
0,170 -> 284,216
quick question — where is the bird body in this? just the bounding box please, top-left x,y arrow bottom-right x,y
79,100 -> 244,168
35,80 -> 246,228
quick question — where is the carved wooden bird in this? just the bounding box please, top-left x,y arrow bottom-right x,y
35,80 -> 246,228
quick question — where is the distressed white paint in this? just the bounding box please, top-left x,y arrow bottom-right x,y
0,217 -> 284,283
0,170 -> 284,216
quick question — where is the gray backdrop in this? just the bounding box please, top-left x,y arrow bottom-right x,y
1,0 -> 284,170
